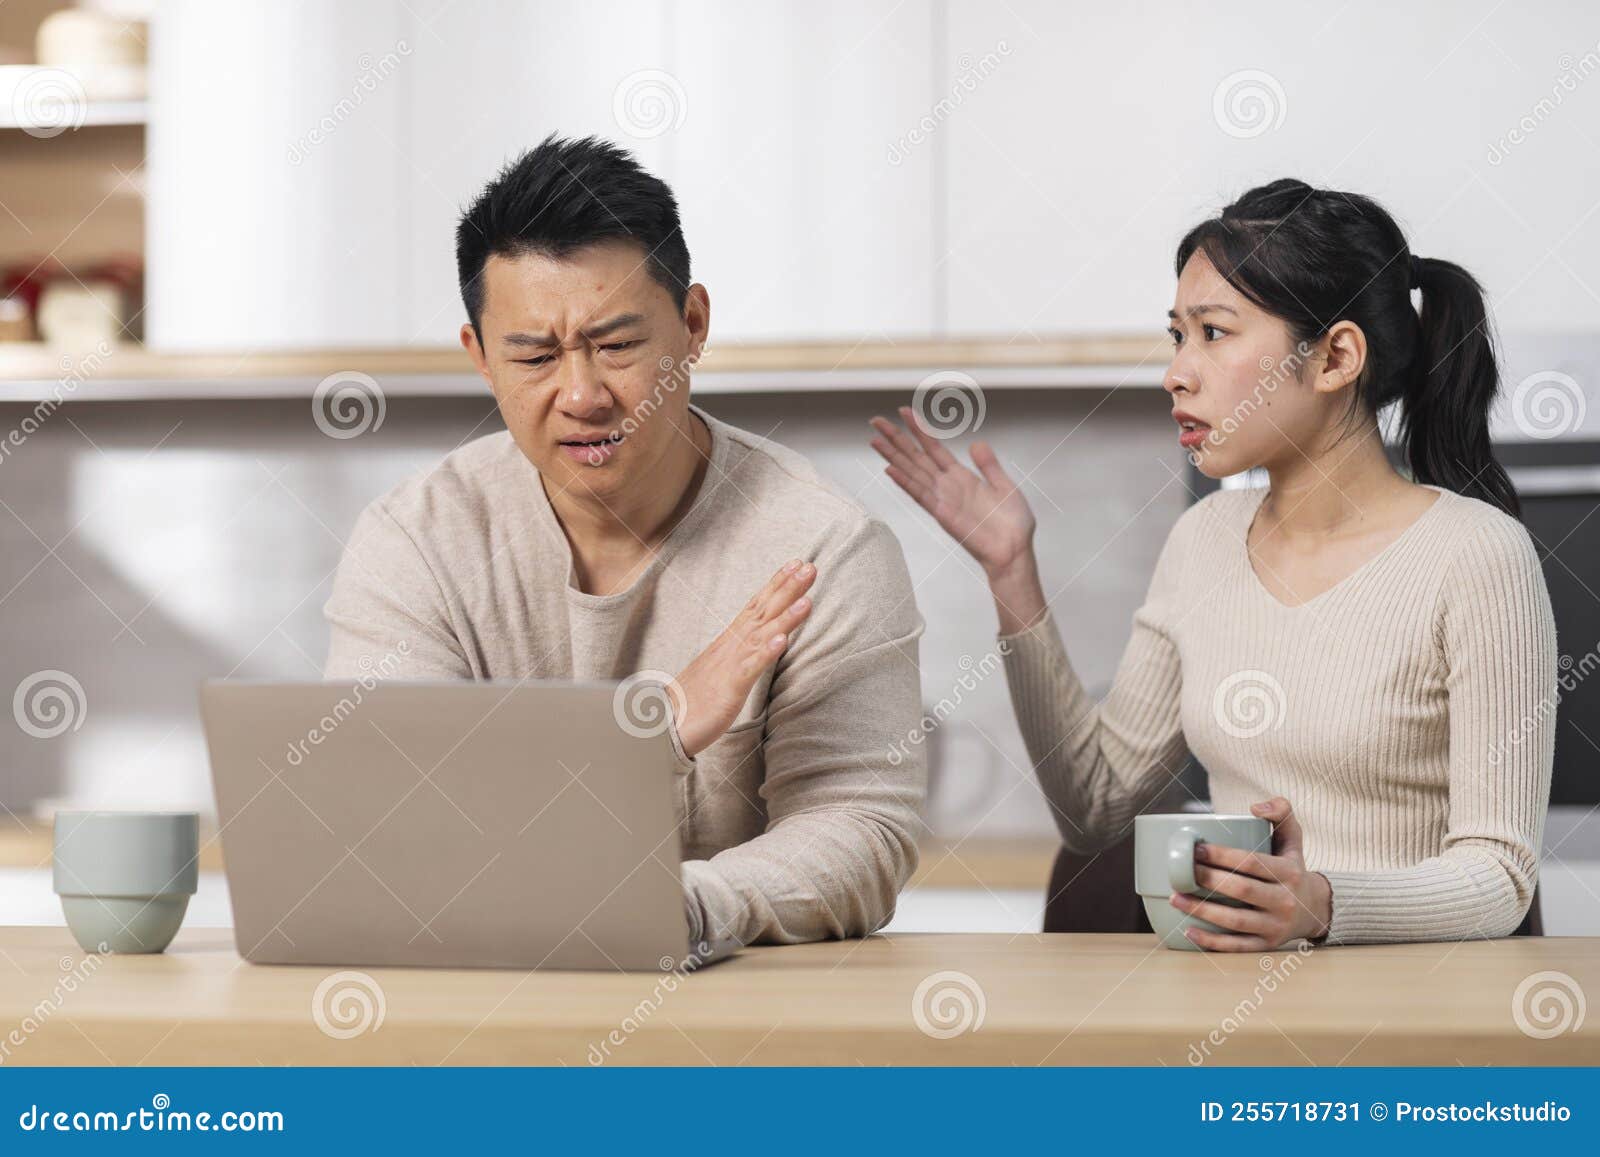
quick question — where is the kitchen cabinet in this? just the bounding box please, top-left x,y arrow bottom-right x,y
940,0 -> 1600,335
146,1 -> 410,349
667,0 -> 937,341
148,0 -> 936,350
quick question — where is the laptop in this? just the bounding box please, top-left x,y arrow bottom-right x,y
198,679 -> 739,971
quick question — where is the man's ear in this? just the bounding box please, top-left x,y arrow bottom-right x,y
460,322 -> 493,387
1313,320 -> 1367,396
682,284 -> 710,362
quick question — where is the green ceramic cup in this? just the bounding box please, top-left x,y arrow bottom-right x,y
52,811 -> 200,954
1134,813 -> 1272,951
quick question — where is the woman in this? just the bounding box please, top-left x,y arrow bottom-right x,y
870,179 -> 1558,950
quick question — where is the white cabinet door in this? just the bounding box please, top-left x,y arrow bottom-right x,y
406,1 -> 937,346
670,1 -> 938,342
402,0 -> 671,346
942,0 -> 1600,337
940,2 -> 1197,340
147,0 -> 411,350
148,1 -> 940,350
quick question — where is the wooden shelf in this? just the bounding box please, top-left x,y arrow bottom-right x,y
0,336 -> 1170,401
0,99 -> 146,131
0,65 -> 148,131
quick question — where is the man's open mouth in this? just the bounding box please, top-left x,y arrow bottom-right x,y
559,433 -> 626,465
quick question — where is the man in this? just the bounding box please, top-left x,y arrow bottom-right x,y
323,135 -> 926,946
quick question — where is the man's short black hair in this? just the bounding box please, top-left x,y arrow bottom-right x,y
456,134 -> 691,337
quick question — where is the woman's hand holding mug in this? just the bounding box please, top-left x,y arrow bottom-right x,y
1172,797 -> 1334,951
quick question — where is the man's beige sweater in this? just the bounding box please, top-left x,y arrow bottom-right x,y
323,407 -> 926,946
1000,484 -> 1558,943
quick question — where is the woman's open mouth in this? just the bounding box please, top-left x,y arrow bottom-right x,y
1173,413 -> 1212,450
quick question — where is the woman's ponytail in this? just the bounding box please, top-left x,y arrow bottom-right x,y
1404,255 -> 1520,517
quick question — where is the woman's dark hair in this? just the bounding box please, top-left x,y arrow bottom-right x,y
1175,178 -> 1518,517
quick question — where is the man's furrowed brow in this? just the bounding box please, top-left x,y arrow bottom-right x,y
582,312 -> 646,340
499,312 -> 645,348
502,331 -> 556,348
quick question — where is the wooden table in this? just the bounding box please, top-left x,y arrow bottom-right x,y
1,928 -> 1595,1066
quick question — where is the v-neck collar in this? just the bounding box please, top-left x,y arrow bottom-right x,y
1240,484 -> 1450,611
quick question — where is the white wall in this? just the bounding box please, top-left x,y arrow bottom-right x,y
146,0 -> 1600,351
943,1 -> 1600,337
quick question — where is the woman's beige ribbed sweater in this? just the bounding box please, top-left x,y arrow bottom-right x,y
1000,485 -> 1558,944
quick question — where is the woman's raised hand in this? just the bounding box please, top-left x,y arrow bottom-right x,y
870,406 -> 1047,636
869,406 -> 1037,578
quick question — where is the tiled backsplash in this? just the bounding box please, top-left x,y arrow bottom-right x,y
0,386 -> 1189,837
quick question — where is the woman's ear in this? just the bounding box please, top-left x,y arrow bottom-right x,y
1314,320 -> 1367,395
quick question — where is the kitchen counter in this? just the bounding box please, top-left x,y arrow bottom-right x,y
2,927 -> 1594,1066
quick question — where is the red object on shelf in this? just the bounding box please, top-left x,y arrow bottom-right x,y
1,256 -> 145,343
1,261 -> 55,315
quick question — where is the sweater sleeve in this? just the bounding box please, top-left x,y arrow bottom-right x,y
323,499 -> 473,680
680,517 -> 927,946
999,507 -> 1194,852
1320,516 -> 1557,943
